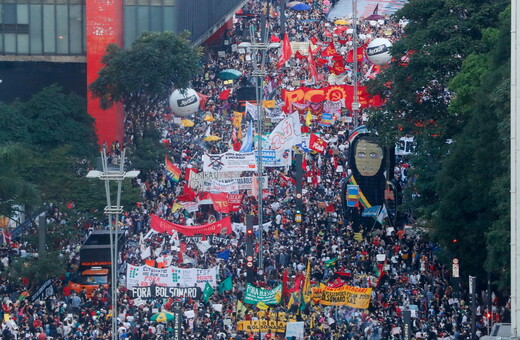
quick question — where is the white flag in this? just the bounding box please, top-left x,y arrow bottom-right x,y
267,112 -> 302,151
196,240 -> 212,253
377,204 -> 388,223
170,229 -> 180,247
245,101 -> 259,120
183,254 -> 196,264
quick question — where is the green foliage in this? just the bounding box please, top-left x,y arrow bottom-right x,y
129,125 -> 167,173
89,31 -> 202,122
0,143 -> 41,218
7,251 -> 66,287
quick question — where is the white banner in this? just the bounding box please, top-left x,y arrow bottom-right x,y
202,177 -> 268,192
246,101 -> 259,120
181,201 -> 199,213
267,112 -> 302,151
126,265 -> 217,289
189,171 -> 242,189
203,152 -> 257,172
256,150 -> 292,167
202,180 -> 240,193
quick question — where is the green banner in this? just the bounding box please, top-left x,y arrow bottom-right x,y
244,283 -> 282,305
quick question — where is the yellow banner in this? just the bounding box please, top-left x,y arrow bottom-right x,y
237,319 -> 287,333
313,284 -> 372,309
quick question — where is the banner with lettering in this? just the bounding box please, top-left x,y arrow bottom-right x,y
203,180 -> 240,194
255,150 -> 292,167
129,286 -> 201,300
202,177 -> 268,192
126,265 -> 217,289
244,283 -> 282,305
203,152 -> 257,172
189,171 -> 242,190
281,85 -> 384,112
151,215 -> 232,236
208,193 -> 244,213
312,284 -> 372,308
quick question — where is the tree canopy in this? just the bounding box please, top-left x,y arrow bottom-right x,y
89,31 -> 202,131
366,0 -> 510,291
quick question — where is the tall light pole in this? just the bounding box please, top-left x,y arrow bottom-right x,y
250,23 -> 270,273
352,0 -> 360,128
86,147 -> 139,340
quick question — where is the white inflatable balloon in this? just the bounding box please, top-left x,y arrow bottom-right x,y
366,38 -> 393,65
169,88 -> 200,117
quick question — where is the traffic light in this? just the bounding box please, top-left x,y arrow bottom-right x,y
245,221 -> 255,283
295,210 -> 302,223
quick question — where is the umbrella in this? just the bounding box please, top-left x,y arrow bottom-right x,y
203,115 -> 216,122
334,19 -> 349,25
181,119 -> 194,127
151,312 -> 174,323
204,135 -> 221,141
237,42 -> 251,48
216,69 -> 242,80
287,1 -> 304,7
290,3 -> 311,11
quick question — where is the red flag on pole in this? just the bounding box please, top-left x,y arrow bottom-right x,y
276,33 -> 293,69
307,45 -> 319,83
321,42 -> 337,57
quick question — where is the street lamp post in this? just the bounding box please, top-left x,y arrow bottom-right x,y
352,0 -> 360,128
250,24 -> 270,273
86,147 -> 139,340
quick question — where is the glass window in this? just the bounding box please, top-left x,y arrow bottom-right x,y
163,0 -> 174,5
0,5 -> 2,24
136,6 -> 150,35
150,0 -> 162,5
56,5 -> 68,53
137,0 -> 149,5
17,4 -> 29,24
163,6 -> 174,32
4,33 -> 16,53
123,5 -> 137,47
69,4 -> 82,54
150,6 -> 161,32
29,4 -> 43,54
3,4 -> 16,24
43,4 -> 56,53
124,0 -> 137,5
17,34 -> 29,53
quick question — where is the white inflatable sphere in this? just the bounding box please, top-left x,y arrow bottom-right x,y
366,38 -> 393,65
169,88 -> 200,117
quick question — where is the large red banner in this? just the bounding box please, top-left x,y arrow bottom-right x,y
151,215 -> 232,236
86,0 -> 124,146
281,85 -> 383,112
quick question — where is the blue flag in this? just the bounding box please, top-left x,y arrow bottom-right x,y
361,205 -> 382,219
240,121 -> 253,153
217,249 -> 230,261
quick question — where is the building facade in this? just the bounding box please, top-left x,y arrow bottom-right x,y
0,0 -> 247,145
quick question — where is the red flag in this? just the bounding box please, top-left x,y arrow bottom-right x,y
270,35 -> 281,43
197,92 -> 209,109
295,50 -> 306,60
321,42 -> 337,57
310,36 -> 318,45
309,133 -> 328,153
282,269 -> 289,296
219,88 -> 231,100
347,47 -> 364,62
331,58 -> 346,75
316,58 -> 328,65
307,45 -> 319,83
177,184 -> 197,202
185,168 -> 198,183
178,242 -> 187,263
276,33 -> 293,69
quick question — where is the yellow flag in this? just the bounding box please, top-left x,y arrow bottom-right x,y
257,301 -> 269,310
237,300 -> 247,318
275,290 -> 282,303
287,293 -> 294,309
262,100 -> 276,108
302,259 -> 311,303
305,110 -> 312,126
171,203 -> 184,213
233,111 -> 243,128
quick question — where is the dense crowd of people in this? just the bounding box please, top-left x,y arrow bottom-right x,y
0,0 -> 509,339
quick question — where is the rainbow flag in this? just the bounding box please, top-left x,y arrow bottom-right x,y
348,176 -> 372,209
165,156 -> 181,182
